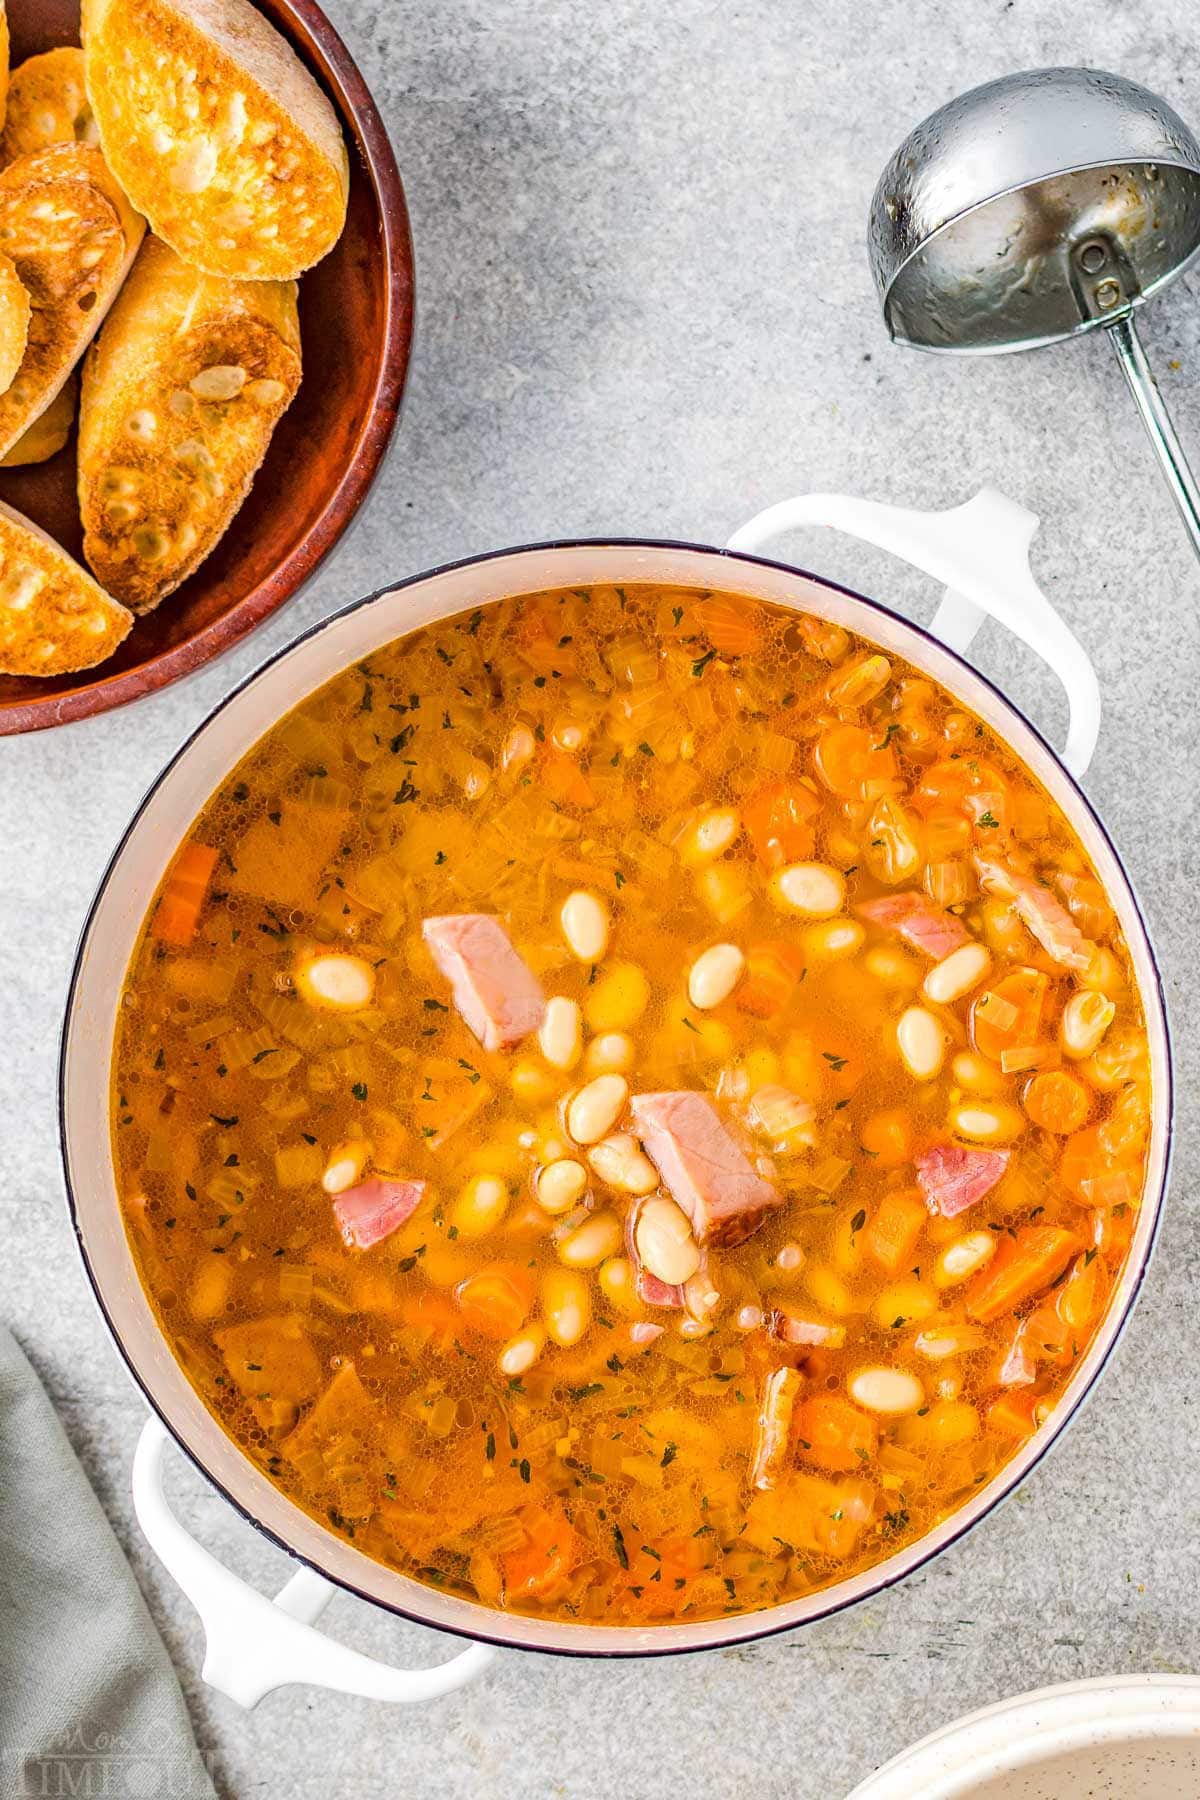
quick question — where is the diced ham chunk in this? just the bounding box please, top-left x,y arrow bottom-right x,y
422,914 -> 545,1050
856,891 -> 970,961
637,1270 -> 685,1308
974,857 -> 1092,972
630,1090 -> 784,1247
770,1308 -> 847,1349
916,1144 -> 1008,1218
749,1366 -> 802,1491
333,1178 -> 425,1250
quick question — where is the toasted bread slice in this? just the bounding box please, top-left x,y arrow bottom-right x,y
0,143 -> 144,458
2,370 -> 75,465
78,236 -> 301,612
81,0 -> 348,280
0,249 -> 28,392
0,497 -> 130,675
1,48 -> 98,165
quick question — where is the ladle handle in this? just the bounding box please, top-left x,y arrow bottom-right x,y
1107,313 -> 1200,561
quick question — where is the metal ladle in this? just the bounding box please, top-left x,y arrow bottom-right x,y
869,67 -> 1200,558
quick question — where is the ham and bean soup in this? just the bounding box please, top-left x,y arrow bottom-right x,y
112,583 -> 1150,1625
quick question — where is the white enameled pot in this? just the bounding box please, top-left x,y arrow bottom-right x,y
60,489 -> 1172,1707
845,1674 -> 1200,1798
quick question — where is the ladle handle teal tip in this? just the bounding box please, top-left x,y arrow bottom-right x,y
1108,313 -> 1200,562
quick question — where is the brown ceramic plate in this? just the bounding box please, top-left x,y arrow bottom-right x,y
0,0 -> 414,735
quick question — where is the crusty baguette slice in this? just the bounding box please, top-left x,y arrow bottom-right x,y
78,236 -> 301,612
0,143 -> 144,458
0,496 -> 131,675
0,249 -> 29,392
2,370 -> 75,465
1,48 -> 98,165
81,0 -> 349,281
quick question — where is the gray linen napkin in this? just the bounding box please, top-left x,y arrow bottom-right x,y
0,1326 -> 217,1800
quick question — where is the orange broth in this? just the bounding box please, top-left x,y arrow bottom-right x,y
111,582 -> 1150,1625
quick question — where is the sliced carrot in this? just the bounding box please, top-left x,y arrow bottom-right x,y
859,1109 -> 916,1171
455,1264 -> 535,1340
863,1187 -> 927,1274
812,723 -> 897,798
965,1226 -> 1078,1323
694,593 -> 763,656
540,751 -> 597,810
398,1289 -> 461,1346
743,781 -> 821,869
1060,1120 -> 1142,1204
1059,1124 -> 1105,1200
911,756 -> 1013,821
793,1393 -> 878,1473
737,941 -> 805,1018
986,1390 -> 1040,1437
151,842 -> 218,946
1023,1070 -> 1091,1135
501,1504 -> 579,1599
971,967 -> 1048,1063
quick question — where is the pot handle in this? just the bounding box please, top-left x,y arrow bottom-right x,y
726,486 -> 1101,777
131,1416 -> 497,1708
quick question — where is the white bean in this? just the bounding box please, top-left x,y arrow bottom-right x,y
451,1174 -> 510,1238
567,1074 -> 628,1144
296,951 -> 374,1010
584,1031 -> 635,1075
498,1322 -> 546,1377
923,941 -> 992,1004
588,1134 -> 658,1195
950,1050 -> 1008,1094
688,943 -> 745,1010
561,890 -> 610,962
680,807 -> 740,863
933,1230 -> 997,1288
736,1304 -> 764,1332
802,918 -> 865,959
949,1100 -> 1024,1143
502,723 -> 535,772
536,1158 -> 589,1214
769,861 -> 846,918
558,1210 -> 622,1267
598,1255 -> 638,1312
542,1267 -> 592,1347
539,995 -> 582,1070
1061,989 -> 1116,1059
897,1006 -> 946,1080
634,1196 -> 701,1284
848,1367 -> 924,1415
321,1140 -> 369,1194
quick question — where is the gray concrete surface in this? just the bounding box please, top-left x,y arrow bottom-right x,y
3,1 -> 1198,1795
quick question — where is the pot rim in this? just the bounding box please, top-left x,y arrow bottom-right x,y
59,534 -> 1175,1659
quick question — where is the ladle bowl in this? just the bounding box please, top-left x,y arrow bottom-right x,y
869,68 -> 1200,557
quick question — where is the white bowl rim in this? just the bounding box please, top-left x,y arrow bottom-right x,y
846,1672 -> 1200,1798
